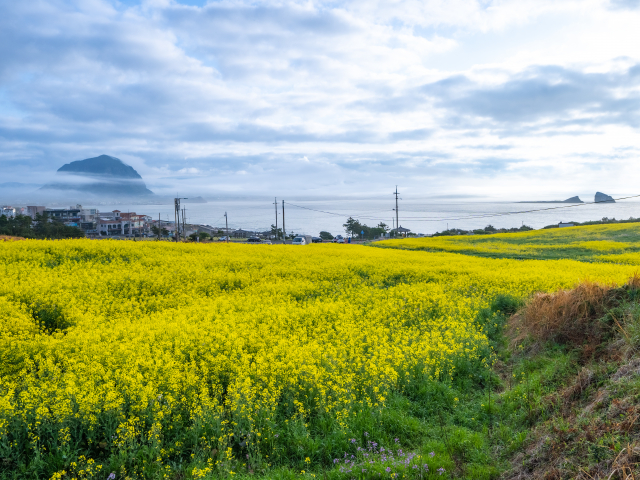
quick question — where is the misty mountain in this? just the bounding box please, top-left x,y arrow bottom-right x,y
41,155 -> 154,197
0,182 -> 43,190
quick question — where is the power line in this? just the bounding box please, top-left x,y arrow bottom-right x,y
284,201 -> 387,221
285,194 -> 640,223
400,194 -> 640,222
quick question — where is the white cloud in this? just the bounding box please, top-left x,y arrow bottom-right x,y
0,0 -> 639,198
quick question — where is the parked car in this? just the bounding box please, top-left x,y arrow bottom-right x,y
292,235 -> 313,245
312,237 -> 323,243
218,236 -> 229,242
332,235 -> 345,243
246,236 -> 272,245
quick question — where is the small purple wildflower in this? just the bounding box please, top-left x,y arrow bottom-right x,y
275,434 -> 279,438
394,438 -> 399,443
364,432 -> 369,436
429,451 -> 435,457
333,459 -> 339,464
385,467 -> 391,473
423,464 -> 429,471
350,438 -> 357,444
107,475 -> 116,480
438,467 -> 446,475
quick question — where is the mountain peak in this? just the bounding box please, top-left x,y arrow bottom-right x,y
42,155 -> 154,197
57,155 -> 143,180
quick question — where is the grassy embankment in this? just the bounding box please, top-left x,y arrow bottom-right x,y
367,224 -> 640,479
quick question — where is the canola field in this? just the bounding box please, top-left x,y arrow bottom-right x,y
1,237 -> 639,479
377,222 -> 640,262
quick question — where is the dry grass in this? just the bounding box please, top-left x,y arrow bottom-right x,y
509,276 -> 640,360
0,235 -> 25,241
503,275 -> 640,480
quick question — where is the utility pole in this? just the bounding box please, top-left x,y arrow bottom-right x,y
158,213 -> 161,240
182,207 -> 186,240
282,200 -> 286,244
174,197 -> 187,241
273,197 -> 278,241
393,186 -> 399,235
225,212 -> 229,243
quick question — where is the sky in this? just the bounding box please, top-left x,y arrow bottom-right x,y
1,0 -> 639,200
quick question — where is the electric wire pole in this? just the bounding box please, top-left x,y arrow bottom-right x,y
273,197 -> 278,241
182,207 -> 186,240
394,186 -> 399,236
282,200 -> 286,244
174,197 -> 187,242
225,212 -> 229,243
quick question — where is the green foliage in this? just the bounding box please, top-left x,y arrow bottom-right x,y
0,214 -> 35,238
0,213 -> 85,239
271,224 -> 283,239
434,224 -> 533,237
319,231 -> 334,240
544,216 -> 640,229
31,303 -> 71,334
342,217 -> 389,239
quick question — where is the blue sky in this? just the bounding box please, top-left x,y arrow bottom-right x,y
1,0 -> 639,199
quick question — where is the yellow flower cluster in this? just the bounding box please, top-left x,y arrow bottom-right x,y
0,238 -> 637,476
378,223 -> 640,261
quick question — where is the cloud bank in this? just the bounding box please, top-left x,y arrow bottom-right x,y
1,0 -> 639,199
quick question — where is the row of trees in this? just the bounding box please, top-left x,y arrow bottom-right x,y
342,217 -> 391,240
433,224 -> 534,236
0,214 -> 85,239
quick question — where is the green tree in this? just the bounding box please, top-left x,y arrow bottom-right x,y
270,224 -> 283,240
33,212 -> 84,239
319,231 -> 334,240
0,214 -> 35,238
343,217 -> 362,238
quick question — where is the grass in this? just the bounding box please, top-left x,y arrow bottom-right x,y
233,278 -> 640,480
375,223 -> 640,262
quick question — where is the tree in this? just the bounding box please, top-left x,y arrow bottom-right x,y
0,214 -> 34,238
319,231 -> 334,240
270,224 -> 283,240
32,213 -> 84,239
343,217 -> 362,237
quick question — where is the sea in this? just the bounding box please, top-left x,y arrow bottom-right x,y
81,196 -> 640,237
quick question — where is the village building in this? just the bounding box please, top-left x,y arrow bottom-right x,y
98,210 -> 149,236
26,206 -> 46,219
